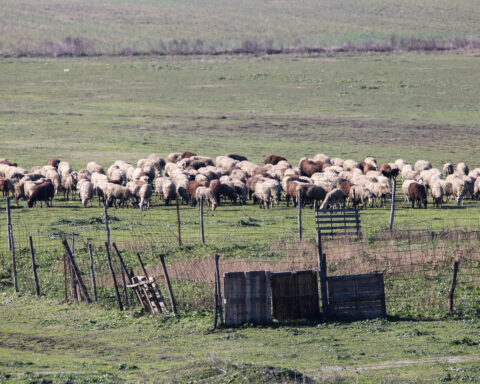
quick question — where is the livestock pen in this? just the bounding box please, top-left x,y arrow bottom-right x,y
2,196 -> 480,321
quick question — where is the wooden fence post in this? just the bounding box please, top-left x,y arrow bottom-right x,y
29,236 -> 40,297
87,244 -> 98,301
6,198 -> 18,293
298,192 -> 302,241
105,242 -> 122,311
159,254 -> 177,315
200,200 -> 205,244
63,253 -> 68,303
215,254 -> 223,325
62,239 -> 91,303
176,197 -> 182,247
389,178 -> 397,232
104,203 -> 110,246
449,260 -> 459,312
316,230 -> 328,321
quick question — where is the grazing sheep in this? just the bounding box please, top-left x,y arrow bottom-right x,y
195,187 -> 218,210
299,158 -> 324,177
264,154 -> 287,165
408,182 -> 427,209
431,181 -> 444,208
298,184 -> 327,208
47,158 -> 60,168
27,181 -> 54,208
343,159 -> 359,171
254,182 -> 271,209
87,161 -> 105,175
319,188 -> 345,211
180,151 -> 196,159
456,162 -> 469,176
156,177 -> 176,205
394,159 -> 409,171
77,179 -> 93,207
443,163 -> 454,176
58,161 -> 72,178
62,172 -> 77,200
226,153 -> 248,162
139,183 -> 153,211
0,177 -> 14,198
402,180 -> 416,203
187,180 -> 204,206
439,180 -> 454,202
414,160 -> 432,172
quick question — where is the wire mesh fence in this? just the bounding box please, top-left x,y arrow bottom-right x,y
1,197 -> 480,320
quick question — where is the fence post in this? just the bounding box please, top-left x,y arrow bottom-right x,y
215,254 -> 223,325
105,242 -> 122,311
159,254 -> 177,315
449,260 -> 459,312
104,203 -> 110,246
316,230 -> 328,321
5,198 -> 18,293
62,239 -> 91,303
87,244 -> 98,301
6,196 -> 11,251
200,200 -> 205,244
389,178 -> 397,232
29,236 -> 40,297
176,197 -> 182,247
298,192 -> 302,241
63,253 -> 68,303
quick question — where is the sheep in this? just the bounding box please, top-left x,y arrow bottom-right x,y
156,177 -> 176,205
394,159 -> 409,171
443,163 -> 454,176
343,159 -> 359,171
233,179 -> 247,204
402,180 -> 416,203
299,158 -> 325,177
216,156 -> 239,172
87,161 -> 105,175
180,151 -> 196,159
254,182 -> 271,209
414,160 -> 432,172
45,169 -> 63,194
431,181 -> 444,208
452,178 -> 466,206
349,184 -> 374,209
58,161 -> 72,178
319,188 -> 345,211
167,152 -> 182,163
110,168 -> 127,185
27,181 -> 54,208
456,162 -> 469,176
195,187 -> 217,210
103,183 -> 134,208
298,184 -> 327,208
139,183 -> 153,211
0,177 -> 14,198
408,182 -> 427,209
226,153 -> 248,162
263,178 -> 282,205
77,179 -> 93,207
78,169 -> 91,181
62,172 -> 77,200
331,158 -> 344,167
439,180 -> 454,202
364,156 -> 378,169
47,158 -> 60,168
187,180 -> 204,206
264,154 -> 287,165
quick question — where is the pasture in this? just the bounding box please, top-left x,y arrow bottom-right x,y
0,52 -> 480,383
1,0 -> 479,56
2,5 -> 480,381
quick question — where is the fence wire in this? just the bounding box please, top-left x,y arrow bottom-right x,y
1,198 -> 479,319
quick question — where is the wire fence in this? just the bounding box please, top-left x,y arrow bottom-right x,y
1,198 -> 480,320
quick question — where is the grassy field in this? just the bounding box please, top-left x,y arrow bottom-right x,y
1,294 -> 480,383
1,52 -> 480,169
2,3 -> 480,380
1,0 -> 479,56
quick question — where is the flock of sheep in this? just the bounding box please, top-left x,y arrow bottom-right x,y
0,152 -> 477,211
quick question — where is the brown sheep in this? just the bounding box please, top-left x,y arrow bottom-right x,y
408,182 -> 428,209
360,162 -> 377,174
47,158 -> 60,168
187,180 -> 203,206
264,154 -> 287,166
0,177 -> 14,197
299,159 -> 324,177
180,151 -> 197,159
28,181 -> 54,208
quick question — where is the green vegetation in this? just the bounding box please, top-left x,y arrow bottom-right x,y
1,53 -> 480,169
1,0 -> 479,56
1,294 -> 480,383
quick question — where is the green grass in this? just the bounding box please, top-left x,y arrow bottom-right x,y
1,294 -> 480,383
1,52 -> 480,169
1,0 -> 479,56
